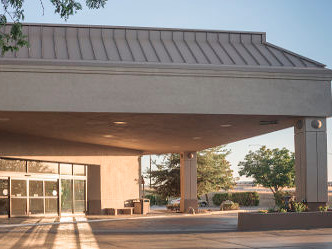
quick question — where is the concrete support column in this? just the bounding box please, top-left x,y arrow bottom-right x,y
180,152 -> 198,213
294,117 -> 328,210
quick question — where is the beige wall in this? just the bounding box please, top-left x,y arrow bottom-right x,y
99,156 -> 140,209
0,132 -> 141,214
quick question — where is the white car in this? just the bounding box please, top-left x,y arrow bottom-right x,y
170,198 -> 208,207
170,198 -> 181,205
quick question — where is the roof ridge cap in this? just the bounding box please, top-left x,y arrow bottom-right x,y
10,22 -> 266,36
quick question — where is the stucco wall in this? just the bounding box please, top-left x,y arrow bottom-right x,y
0,132 -> 141,214
0,65 -> 331,117
99,156 -> 140,209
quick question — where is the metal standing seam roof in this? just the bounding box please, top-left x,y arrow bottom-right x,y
0,23 -> 326,68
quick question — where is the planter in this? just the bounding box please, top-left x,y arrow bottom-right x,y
238,211 -> 332,231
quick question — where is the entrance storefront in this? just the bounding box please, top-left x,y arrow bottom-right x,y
0,158 -> 88,217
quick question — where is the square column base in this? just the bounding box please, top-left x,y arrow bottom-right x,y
180,199 -> 198,213
307,202 -> 327,211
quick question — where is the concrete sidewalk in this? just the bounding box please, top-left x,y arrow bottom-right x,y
0,213 -> 332,248
0,208 -> 256,229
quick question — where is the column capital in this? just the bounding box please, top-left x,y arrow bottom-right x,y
295,117 -> 326,134
180,152 -> 197,161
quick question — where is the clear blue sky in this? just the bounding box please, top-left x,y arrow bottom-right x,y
20,0 -> 332,180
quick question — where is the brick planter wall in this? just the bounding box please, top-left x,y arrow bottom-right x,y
238,212 -> 332,231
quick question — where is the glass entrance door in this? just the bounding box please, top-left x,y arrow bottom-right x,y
74,180 -> 86,213
10,179 -> 28,216
45,180 -> 58,214
9,178 -> 59,217
0,158 -> 87,217
29,180 -> 44,215
61,179 -> 73,214
0,178 -> 9,215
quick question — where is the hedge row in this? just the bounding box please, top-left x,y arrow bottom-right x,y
145,194 -> 168,206
212,192 -> 259,206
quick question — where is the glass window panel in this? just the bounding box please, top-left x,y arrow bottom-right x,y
74,180 -> 85,212
73,165 -> 85,176
29,181 -> 43,197
45,181 -> 58,197
0,159 -> 26,172
61,179 -> 72,213
11,199 -> 27,216
45,198 -> 58,214
28,161 -> 58,174
29,199 -> 44,214
0,199 -> 9,215
60,164 -> 72,175
0,179 -> 9,196
11,180 -> 27,197
74,180 -> 85,201
75,201 -> 85,213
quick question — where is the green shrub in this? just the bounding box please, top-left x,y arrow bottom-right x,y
220,200 -> 239,211
145,194 -> 156,205
212,192 -> 259,206
279,208 -> 287,213
212,193 -> 229,206
273,191 -> 295,208
318,205 -> 328,212
145,194 -> 167,206
231,192 -> 260,206
292,202 -> 308,212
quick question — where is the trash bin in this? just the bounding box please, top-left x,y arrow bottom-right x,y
142,199 -> 150,214
133,199 -> 150,214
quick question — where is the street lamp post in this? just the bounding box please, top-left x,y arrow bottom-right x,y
150,155 -> 152,189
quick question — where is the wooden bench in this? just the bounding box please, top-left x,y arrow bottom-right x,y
105,207 -> 134,215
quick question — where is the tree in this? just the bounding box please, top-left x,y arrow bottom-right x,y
197,146 -> 234,203
149,153 -> 181,199
0,0 -> 108,54
148,146 -> 235,203
238,146 -> 295,195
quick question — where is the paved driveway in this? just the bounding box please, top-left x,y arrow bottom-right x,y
0,214 -> 331,248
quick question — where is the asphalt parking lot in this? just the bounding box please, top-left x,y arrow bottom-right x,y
0,213 -> 332,248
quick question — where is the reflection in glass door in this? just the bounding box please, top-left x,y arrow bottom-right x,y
45,180 -> 58,214
11,179 -> 28,216
61,179 -> 73,213
0,178 -> 9,215
74,180 -> 86,213
29,180 -> 44,215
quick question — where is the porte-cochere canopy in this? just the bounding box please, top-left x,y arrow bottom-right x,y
0,23 -> 331,153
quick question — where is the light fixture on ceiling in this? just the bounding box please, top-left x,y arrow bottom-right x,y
103,135 -> 114,138
113,121 -> 127,125
192,136 -> 201,140
220,124 -> 232,128
0,118 -> 10,122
